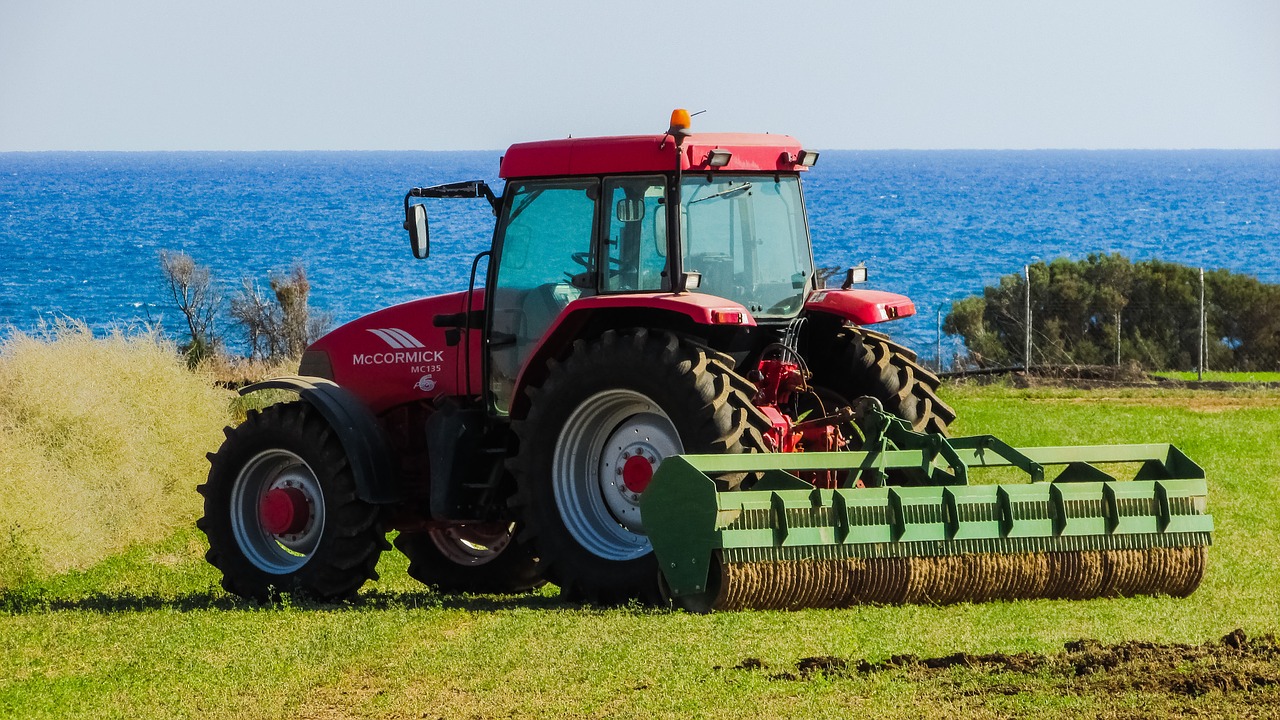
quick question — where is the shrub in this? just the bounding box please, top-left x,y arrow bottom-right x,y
945,254 -> 1280,371
226,264 -> 331,362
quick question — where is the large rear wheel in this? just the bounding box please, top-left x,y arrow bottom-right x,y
509,329 -> 771,605
198,401 -> 385,602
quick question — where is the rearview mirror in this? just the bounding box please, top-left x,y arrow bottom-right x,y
616,198 -> 645,222
405,203 -> 429,259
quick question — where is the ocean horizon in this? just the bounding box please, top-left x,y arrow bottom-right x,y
3,149 -> 1278,363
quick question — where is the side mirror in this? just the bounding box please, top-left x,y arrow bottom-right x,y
405,203 -> 429,259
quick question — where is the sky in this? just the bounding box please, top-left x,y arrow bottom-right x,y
1,1 -> 1277,151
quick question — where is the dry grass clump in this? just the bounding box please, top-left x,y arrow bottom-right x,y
195,350 -> 299,389
0,323 -> 233,587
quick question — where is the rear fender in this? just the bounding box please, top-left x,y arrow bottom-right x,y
239,376 -> 401,504
804,289 -> 916,325
508,292 -> 753,419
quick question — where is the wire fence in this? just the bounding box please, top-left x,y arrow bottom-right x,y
930,263 -> 1278,376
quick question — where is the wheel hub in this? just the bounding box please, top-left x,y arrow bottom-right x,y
230,449 -> 326,574
260,486 -> 310,535
554,389 -> 683,561
599,427 -> 670,535
621,453 -> 655,494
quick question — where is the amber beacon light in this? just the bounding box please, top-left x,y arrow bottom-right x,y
669,108 -> 691,132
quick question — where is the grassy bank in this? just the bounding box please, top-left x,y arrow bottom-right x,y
3,381 -> 1279,718
0,326 -> 232,587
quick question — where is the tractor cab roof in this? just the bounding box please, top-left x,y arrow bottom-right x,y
498,133 -> 810,180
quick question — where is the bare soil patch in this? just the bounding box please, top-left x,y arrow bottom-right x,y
727,629 -> 1280,698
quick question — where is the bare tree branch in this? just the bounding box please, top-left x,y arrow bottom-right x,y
158,250 -> 220,363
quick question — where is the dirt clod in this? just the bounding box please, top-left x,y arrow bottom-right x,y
796,656 -> 846,676
1223,628 -> 1248,650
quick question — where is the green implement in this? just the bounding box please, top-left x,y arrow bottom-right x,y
641,406 -> 1212,612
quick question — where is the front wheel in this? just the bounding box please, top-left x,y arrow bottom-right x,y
509,329 -> 771,605
198,401 -> 385,601
808,328 -> 955,436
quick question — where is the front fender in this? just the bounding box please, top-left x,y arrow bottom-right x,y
240,376 -> 401,504
804,289 -> 916,325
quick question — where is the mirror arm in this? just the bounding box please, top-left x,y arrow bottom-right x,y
478,183 -> 500,215
406,180 -> 501,216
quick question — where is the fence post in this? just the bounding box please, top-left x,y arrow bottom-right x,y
1024,265 -> 1032,371
1115,311 -> 1121,366
1198,267 -> 1205,381
936,305 -> 943,372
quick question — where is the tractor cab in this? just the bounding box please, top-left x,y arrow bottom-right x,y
405,112 -> 824,413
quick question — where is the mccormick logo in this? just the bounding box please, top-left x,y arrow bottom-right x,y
352,328 -> 444,366
367,328 -> 426,349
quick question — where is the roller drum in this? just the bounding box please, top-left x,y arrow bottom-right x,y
702,546 -> 1207,611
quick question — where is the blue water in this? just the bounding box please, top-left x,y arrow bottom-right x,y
2,150 -> 1278,362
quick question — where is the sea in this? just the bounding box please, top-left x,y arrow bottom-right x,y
2,150 -> 1278,364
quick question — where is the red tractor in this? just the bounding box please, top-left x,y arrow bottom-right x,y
199,110 -> 954,605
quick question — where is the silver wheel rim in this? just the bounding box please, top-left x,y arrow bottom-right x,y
553,389 -> 682,561
230,449 -> 325,574
429,523 -> 515,566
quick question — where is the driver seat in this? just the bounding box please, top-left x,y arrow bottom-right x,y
518,282 -> 581,350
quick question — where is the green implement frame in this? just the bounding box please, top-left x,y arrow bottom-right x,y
641,416 -> 1212,609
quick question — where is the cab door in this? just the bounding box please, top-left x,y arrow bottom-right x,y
487,178 -> 599,414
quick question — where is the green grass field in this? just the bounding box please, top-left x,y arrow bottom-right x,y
1151,370 -> 1280,383
4,379 -> 1280,719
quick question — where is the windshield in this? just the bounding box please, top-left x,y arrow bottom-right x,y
680,174 -> 813,318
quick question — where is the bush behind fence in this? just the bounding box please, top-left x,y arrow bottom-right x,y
939,254 -> 1280,374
